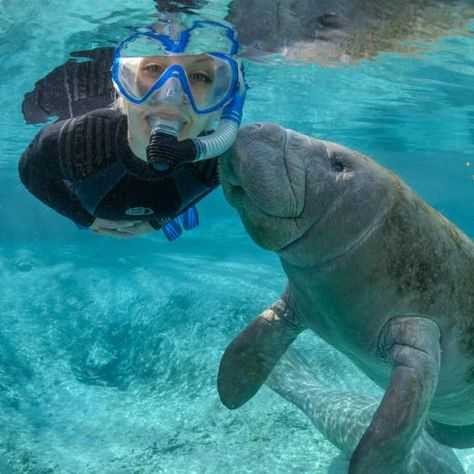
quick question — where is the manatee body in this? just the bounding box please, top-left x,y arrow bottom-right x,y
269,348 -> 465,473
217,123 -> 474,473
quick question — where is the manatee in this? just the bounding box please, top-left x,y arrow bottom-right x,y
217,123 -> 474,473
268,348 -> 465,473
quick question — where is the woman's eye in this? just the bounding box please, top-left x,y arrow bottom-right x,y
143,64 -> 164,75
188,72 -> 212,84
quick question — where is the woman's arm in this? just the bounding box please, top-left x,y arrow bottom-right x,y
18,123 -> 95,228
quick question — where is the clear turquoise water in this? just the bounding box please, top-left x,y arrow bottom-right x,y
1,1 -> 473,472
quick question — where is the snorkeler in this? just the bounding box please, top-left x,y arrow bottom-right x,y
19,18 -> 246,241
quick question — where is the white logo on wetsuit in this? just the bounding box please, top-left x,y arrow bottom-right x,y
125,207 -> 154,216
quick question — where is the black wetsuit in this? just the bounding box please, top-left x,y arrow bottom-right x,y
19,108 -> 219,230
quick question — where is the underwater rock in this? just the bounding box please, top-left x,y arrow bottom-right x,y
11,249 -> 41,272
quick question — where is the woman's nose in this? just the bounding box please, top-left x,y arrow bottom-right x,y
156,76 -> 185,105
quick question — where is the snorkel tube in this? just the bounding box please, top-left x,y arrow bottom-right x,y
146,87 -> 246,174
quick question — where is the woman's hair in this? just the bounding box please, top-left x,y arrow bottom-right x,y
111,96 -> 127,114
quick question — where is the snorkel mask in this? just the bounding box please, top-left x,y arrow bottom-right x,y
112,19 -> 246,173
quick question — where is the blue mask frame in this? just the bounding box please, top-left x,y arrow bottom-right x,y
112,20 -> 242,115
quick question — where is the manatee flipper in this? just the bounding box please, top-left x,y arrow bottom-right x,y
266,348 -> 465,474
349,316 -> 441,474
217,295 -> 304,409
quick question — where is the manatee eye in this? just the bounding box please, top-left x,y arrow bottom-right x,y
330,155 -> 353,180
331,159 -> 345,173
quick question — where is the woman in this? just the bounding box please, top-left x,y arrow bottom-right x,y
19,19 -> 246,241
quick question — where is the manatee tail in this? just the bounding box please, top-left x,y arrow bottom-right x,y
266,348 -> 465,474
266,347 -> 378,458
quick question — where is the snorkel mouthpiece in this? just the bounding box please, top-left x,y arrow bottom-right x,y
146,88 -> 246,175
146,118 -> 198,173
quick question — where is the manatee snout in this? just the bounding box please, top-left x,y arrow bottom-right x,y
220,123 -> 386,259
220,123 -> 306,218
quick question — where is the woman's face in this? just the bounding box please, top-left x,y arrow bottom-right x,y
124,54 -> 220,159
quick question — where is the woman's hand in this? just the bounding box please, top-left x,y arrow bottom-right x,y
90,218 -> 155,238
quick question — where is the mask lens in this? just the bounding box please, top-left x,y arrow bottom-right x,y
116,53 -> 236,112
185,55 -> 234,111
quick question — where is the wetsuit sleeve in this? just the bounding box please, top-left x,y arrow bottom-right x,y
191,157 -> 219,188
18,123 -> 95,227
147,158 -> 219,232
148,219 -> 162,230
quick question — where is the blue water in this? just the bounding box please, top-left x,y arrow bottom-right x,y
1,1 -> 473,472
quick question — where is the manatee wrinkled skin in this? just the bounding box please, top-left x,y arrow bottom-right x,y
217,123 -> 474,473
